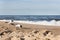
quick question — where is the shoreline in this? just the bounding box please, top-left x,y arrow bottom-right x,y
0,21 -> 60,35
0,19 -> 60,26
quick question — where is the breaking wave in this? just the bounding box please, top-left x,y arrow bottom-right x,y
1,20 -> 60,26
14,20 -> 60,26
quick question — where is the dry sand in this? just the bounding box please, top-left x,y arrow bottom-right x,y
0,21 -> 60,40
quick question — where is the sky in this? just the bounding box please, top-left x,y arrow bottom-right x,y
0,0 -> 60,15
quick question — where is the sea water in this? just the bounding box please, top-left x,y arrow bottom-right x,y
0,15 -> 60,26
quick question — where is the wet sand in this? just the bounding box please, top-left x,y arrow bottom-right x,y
18,22 -> 60,35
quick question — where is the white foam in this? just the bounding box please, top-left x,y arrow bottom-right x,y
0,20 -> 60,26
14,20 -> 60,26
0,19 -> 11,22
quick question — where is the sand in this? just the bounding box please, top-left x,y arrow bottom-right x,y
0,21 -> 60,40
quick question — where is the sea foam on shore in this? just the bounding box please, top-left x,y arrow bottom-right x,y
0,20 -> 60,26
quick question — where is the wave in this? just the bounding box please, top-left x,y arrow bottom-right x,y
0,15 -> 60,21
0,20 -> 60,26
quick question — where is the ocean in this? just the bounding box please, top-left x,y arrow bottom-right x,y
0,15 -> 60,21
0,15 -> 60,26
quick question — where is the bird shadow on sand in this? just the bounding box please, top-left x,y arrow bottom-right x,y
22,27 -> 31,29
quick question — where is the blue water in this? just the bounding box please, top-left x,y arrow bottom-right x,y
0,15 -> 60,21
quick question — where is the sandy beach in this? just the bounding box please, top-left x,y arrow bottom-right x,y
0,21 -> 60,40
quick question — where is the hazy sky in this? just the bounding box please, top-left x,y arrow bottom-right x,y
0,0 -> 60,15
